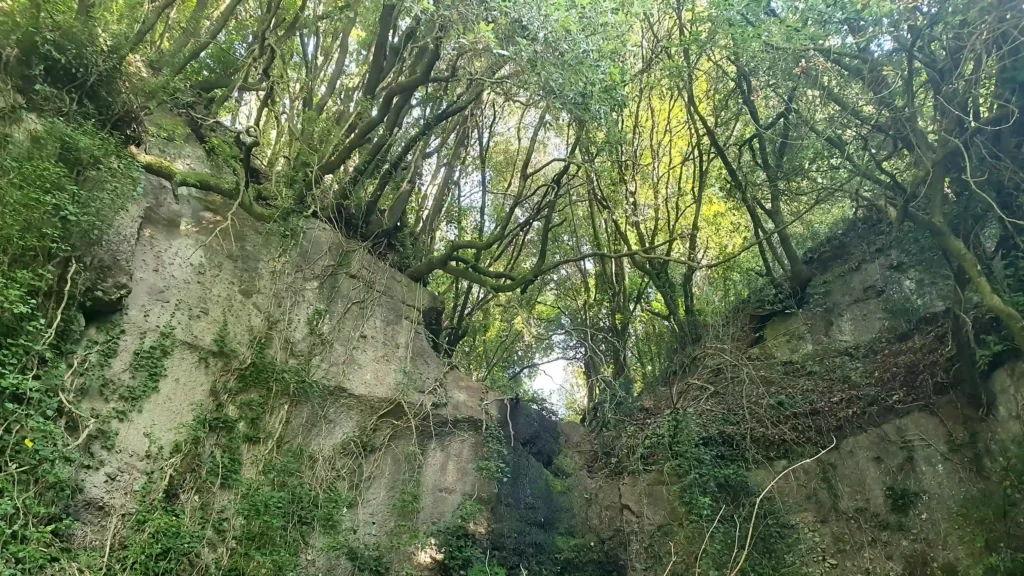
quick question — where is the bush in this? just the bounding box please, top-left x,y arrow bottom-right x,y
0,115 -> 137,573
434,501 -> 489,576
641,411 -> 749,518
637,411 -> 799,575
959,436 -> 1024,574
4,1 -> 146,139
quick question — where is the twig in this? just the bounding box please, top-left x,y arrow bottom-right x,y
480,396 -> 517,441
506,401 -> 515,447
69,421 -> 96,449
0,466 -> 29,477
100,512 -> 122,575
729,436 -> 837,576
186,176 -> 245,260
662,542 -> 676,576
59,391 -> 92,421
728,516 -> 740,572
41,257 -> 77,348
59,390 -> 98,449
696,506 -> 726,576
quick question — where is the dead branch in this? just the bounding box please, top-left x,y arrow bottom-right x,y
729,436 -> 837,576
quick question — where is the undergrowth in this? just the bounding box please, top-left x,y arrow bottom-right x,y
477,413 -> 512,483
958,436 -> 1024,575
636,411 -> 800,575
104,326 -> 360,576
438,401 -> 629,575
1,1 -> 148,140
120,317 -> 176,409
95,305 -> 466,576
0,112 -> 137,573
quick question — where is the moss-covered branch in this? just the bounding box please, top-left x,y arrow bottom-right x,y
131,149 -> 276,222
862,191 -> 1024,353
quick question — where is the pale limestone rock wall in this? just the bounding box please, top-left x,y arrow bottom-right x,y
561,363 -> 1024,575
749,361 -> 1024,575
557,421 -> 684,536
762,230 -> 947,359
74,115 -> 492,572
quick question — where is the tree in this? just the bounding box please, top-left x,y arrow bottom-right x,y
7,0 -> 1023,419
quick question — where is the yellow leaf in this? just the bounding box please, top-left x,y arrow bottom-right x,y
24,438 -> 34,448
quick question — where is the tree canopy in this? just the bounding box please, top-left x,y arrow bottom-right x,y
4,0 -> 1024,420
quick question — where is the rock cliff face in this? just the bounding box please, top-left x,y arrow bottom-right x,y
555,220 -> 1024,575
72,112 -> 492,574
742,223 -> 1024,575
72,115 -> 1023,575
748,369 -> 1024,576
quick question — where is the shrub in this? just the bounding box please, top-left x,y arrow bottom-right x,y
0,115 -> 137,573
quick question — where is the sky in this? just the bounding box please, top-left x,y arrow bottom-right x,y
529,358 -> 570,415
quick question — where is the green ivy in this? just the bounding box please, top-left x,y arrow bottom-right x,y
635,411 -> 800,576
433,500 -> 489,576
116,504 -> 205,576
0,111 -> 137,574
476,419 -> 511,483
121,317 -> 176,409
958,436 -> 1024,574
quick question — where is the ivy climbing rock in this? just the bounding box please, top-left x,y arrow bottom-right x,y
70,114 -> 498,574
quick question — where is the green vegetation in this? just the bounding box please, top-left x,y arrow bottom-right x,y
2,0 -> 1023,408
0,100 -> 138,572
885,485 -> 925,517
432,501 -> 491,576
2,0 -> 1024,574
105,326 -> 359,576
121,317 -> 176,408
113,445 -> 355,576
958,438 -> 1024,575
634,412 -> 799,575
477,416 -> 512,484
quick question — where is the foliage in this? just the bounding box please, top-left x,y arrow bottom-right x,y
108,328 -> 357,576
116,503 -> 204,576
0,111 -> 137,574
433,500 -> 489,576
120,316 -> 176,408
3,0 -> 1024,572
115,447 -> 355,576
3,0 -> 1023,410
885,485 -> 925,517
0,365 -> 82,574
643,412 -> 750,518
468,564 -> 507,576
439,473 -> 625,576
0,115 -> 136,360
618,411 -> 800,575
477,419 -> 512,483
958,436 -> 1024,575
485,438 -> 628,574
6,0 -> 1023,417
979,550 -> 1024,576
1,1 -> 146,138
229,453 -> 352,575
333,538 -> 389,576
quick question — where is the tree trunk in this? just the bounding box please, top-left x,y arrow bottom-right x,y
949,262 -> 993,415
313,13 -> 357,116
764,199 -> 812,296
931,222 -> 1024,352
75,0 -> 94,22
161,0 -> 209,69
166,0 -> 243,78
124,0 -> 179,55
